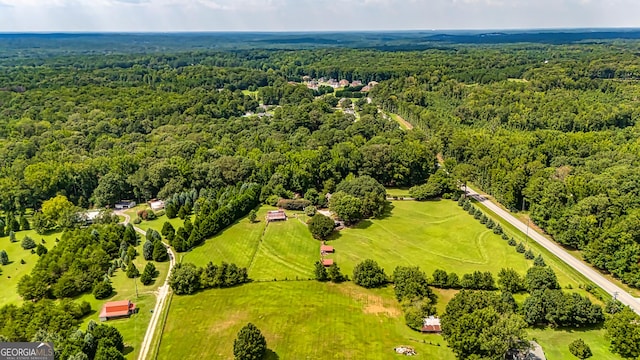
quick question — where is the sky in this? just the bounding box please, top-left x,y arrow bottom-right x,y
0,0 -> 639,32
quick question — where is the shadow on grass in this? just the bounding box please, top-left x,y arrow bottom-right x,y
530,323 -> 605,334
376,202 -> 395,220
326,230 -> 343,241
123,346 -> 134,356
352,220 -> 373,230
264,348 -> 280,360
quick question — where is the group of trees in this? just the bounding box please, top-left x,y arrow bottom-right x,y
314,261 -> 345,283
170,184 -> 260,252
0,300 -> 126,360
168,261 -> 249,295
329,176 -> 388,224
17,224 -> 132,301
352,259 -> 388,288
392,266 -> 437,330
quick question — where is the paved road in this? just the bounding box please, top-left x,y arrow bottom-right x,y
465,185 -> 640,314
116,211 -> 176,360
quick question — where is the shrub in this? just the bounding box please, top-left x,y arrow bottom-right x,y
233,323 -> 267,360
524,250 -> 535,260
21,236 -> 36,250
308,213 -> 335,240
516,242 -> 526,253
276,199 -> 312,210
508,238 -> 517,246
569,339 -> 592,359
266,195 -> 280,206
304,206 -> 317,216
93,280 -> 113,300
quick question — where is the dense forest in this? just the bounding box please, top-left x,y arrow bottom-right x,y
2,41 -> 640,289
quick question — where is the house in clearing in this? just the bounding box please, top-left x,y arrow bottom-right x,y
114,200 -> 136,210
322,258 -> 334,267
148,199 -> 165,211
320,245 -> 334,253
266,210 -> 287,222
339,79 -> 350,87
421,316 -> 441,333
99,300 -> 136,321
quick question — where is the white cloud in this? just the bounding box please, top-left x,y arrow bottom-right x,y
0,0 -> 639,32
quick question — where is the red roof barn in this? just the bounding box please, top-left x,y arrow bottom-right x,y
322,258 -> 334,266
320,245 -> 334,253
99,300 -> 136,321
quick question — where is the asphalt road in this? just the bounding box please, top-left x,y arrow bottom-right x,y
465,185 -> 640,314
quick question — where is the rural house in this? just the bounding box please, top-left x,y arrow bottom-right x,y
99,300 -> 137,321
421,316 -> 441,333
266,210 -> 287,222
322,258 -> 334,267
148,199 -> 165,211
114,200 -> 136,210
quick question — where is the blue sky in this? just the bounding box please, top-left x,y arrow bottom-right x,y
0,0 -> 638,32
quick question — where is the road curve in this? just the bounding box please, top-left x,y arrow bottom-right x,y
115,210 -> 176,360
465,185 -> 640,314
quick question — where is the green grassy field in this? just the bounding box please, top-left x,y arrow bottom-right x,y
471,199 -> 611,301
529,327 -> 621,360
181,207 -> 270,268
0,229 -> 61,307
158,281 -> 455,360
249,215 -> 320,280
332,200 -> 533,279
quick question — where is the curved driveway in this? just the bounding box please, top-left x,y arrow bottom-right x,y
466,185 -> 640,314
115,210 -> 176,360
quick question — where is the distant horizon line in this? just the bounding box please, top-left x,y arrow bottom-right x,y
1,27 -> 640,35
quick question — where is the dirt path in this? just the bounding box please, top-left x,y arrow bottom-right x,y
115,210 -> 176,360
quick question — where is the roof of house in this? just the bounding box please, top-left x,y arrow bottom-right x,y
421,316 -> 441,332
320,245 -> 334,252
322,258 -> 334,266
100,300 -> 135,318
267,210 -> 287,220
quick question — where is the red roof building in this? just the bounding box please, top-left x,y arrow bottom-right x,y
322,258 -> 334,267
320,245 -> 334,253
266,210 -> 287,222
99,300 -> 136,321
421,316 -> 442,333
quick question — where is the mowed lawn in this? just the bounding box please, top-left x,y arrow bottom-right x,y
181,207 -> 270,268
332,200 -> 532,278
0,229 -> 61,307
158,281 -> 455,360
249,216 -> 320,280
529,327 -> 622,360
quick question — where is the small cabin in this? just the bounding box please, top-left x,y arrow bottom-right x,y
322,258 -> 334,267
148,199 -> 165,211
320,245 -> 334,253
